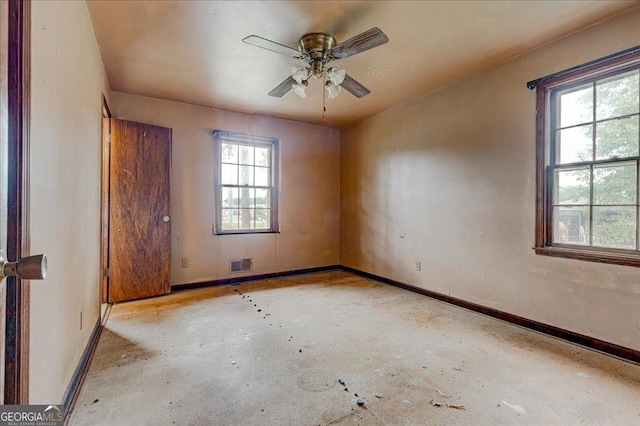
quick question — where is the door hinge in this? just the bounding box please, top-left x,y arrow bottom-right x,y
105,134 -> 111,144
104,267 -> 109,277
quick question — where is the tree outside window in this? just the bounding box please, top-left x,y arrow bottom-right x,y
534,49 -> 640,267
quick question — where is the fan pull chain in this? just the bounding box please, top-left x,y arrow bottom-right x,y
322,74 -> 326,121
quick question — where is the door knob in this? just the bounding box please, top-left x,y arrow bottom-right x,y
0,250 -> 47,280
162,216 -> 170,223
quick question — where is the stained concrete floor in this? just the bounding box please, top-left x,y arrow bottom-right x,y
70,271 -> 640,425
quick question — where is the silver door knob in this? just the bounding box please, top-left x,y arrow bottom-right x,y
162,216 -> 170,222
0,250 -> 47,280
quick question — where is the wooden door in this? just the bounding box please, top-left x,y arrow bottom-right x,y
109,118 -> 171,302
0,0 -> 9,402
1,0 -> 30,403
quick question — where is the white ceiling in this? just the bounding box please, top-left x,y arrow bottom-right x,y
86,1 -> 639,128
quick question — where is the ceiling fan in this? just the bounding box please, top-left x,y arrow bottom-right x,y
242,27 -> 389,99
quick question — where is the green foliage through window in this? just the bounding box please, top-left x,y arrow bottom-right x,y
551,68 -> 639,251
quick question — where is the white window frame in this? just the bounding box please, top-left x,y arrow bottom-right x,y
213,130 -> 279,235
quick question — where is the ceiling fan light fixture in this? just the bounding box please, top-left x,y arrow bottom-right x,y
325,81 -> 341,99
327,66 -> 346,86
292,82 -> 308,98
291,65 -> 311,84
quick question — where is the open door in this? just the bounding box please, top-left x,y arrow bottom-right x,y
0,0 -> 9,402
1,0 -> 28,403
1,0 -> 47,403
108,118 -> 171,302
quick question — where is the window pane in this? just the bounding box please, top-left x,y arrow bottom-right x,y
222,187 -> 238,207
221,164 -> 238,185
255,188 -> 270,209
221,143 -> 238,163
254,209 -> 270,230
238,209 -> 253,229
593,162 -> 637,205
255,146 -> 270,166
554,167 -> 590,205
592,206 -> 636,249
239,165 -> 254,186
559,84 -> 593,128
596,70 -> 639,120
595,116 -> 639,160
221,208 -> 238,230
239,145 -> 254,165
238,187 -> 254,209
557,125 -> 593,164
255,166 -> 270,186
553,206 -> 590,245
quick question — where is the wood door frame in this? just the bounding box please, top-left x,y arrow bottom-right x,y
4,0 -> 30,404
101,95 -> 110,305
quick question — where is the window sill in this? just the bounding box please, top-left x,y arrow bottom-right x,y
534,246 -> 640,267
214,230 -> 280,236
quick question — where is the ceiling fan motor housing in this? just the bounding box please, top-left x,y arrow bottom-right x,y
298,33 -> 336,76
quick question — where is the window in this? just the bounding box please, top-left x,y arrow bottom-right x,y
533,48 -> 640,267
213,130 -> 278,234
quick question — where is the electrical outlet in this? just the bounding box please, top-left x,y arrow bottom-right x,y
182,258 -> 189,268
416,261 -> 421,271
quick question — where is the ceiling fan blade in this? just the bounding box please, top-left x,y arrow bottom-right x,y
341,74 -> 370,98
329,27 -> 389,60
268,76 -> 296,97
242,35 -> 304,59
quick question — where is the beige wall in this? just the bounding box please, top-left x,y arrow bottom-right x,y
340,9 -> 640,351
110,92 -> 340,285
29,1 -> 108,403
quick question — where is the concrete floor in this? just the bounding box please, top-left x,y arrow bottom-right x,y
70,271 -> 640,425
